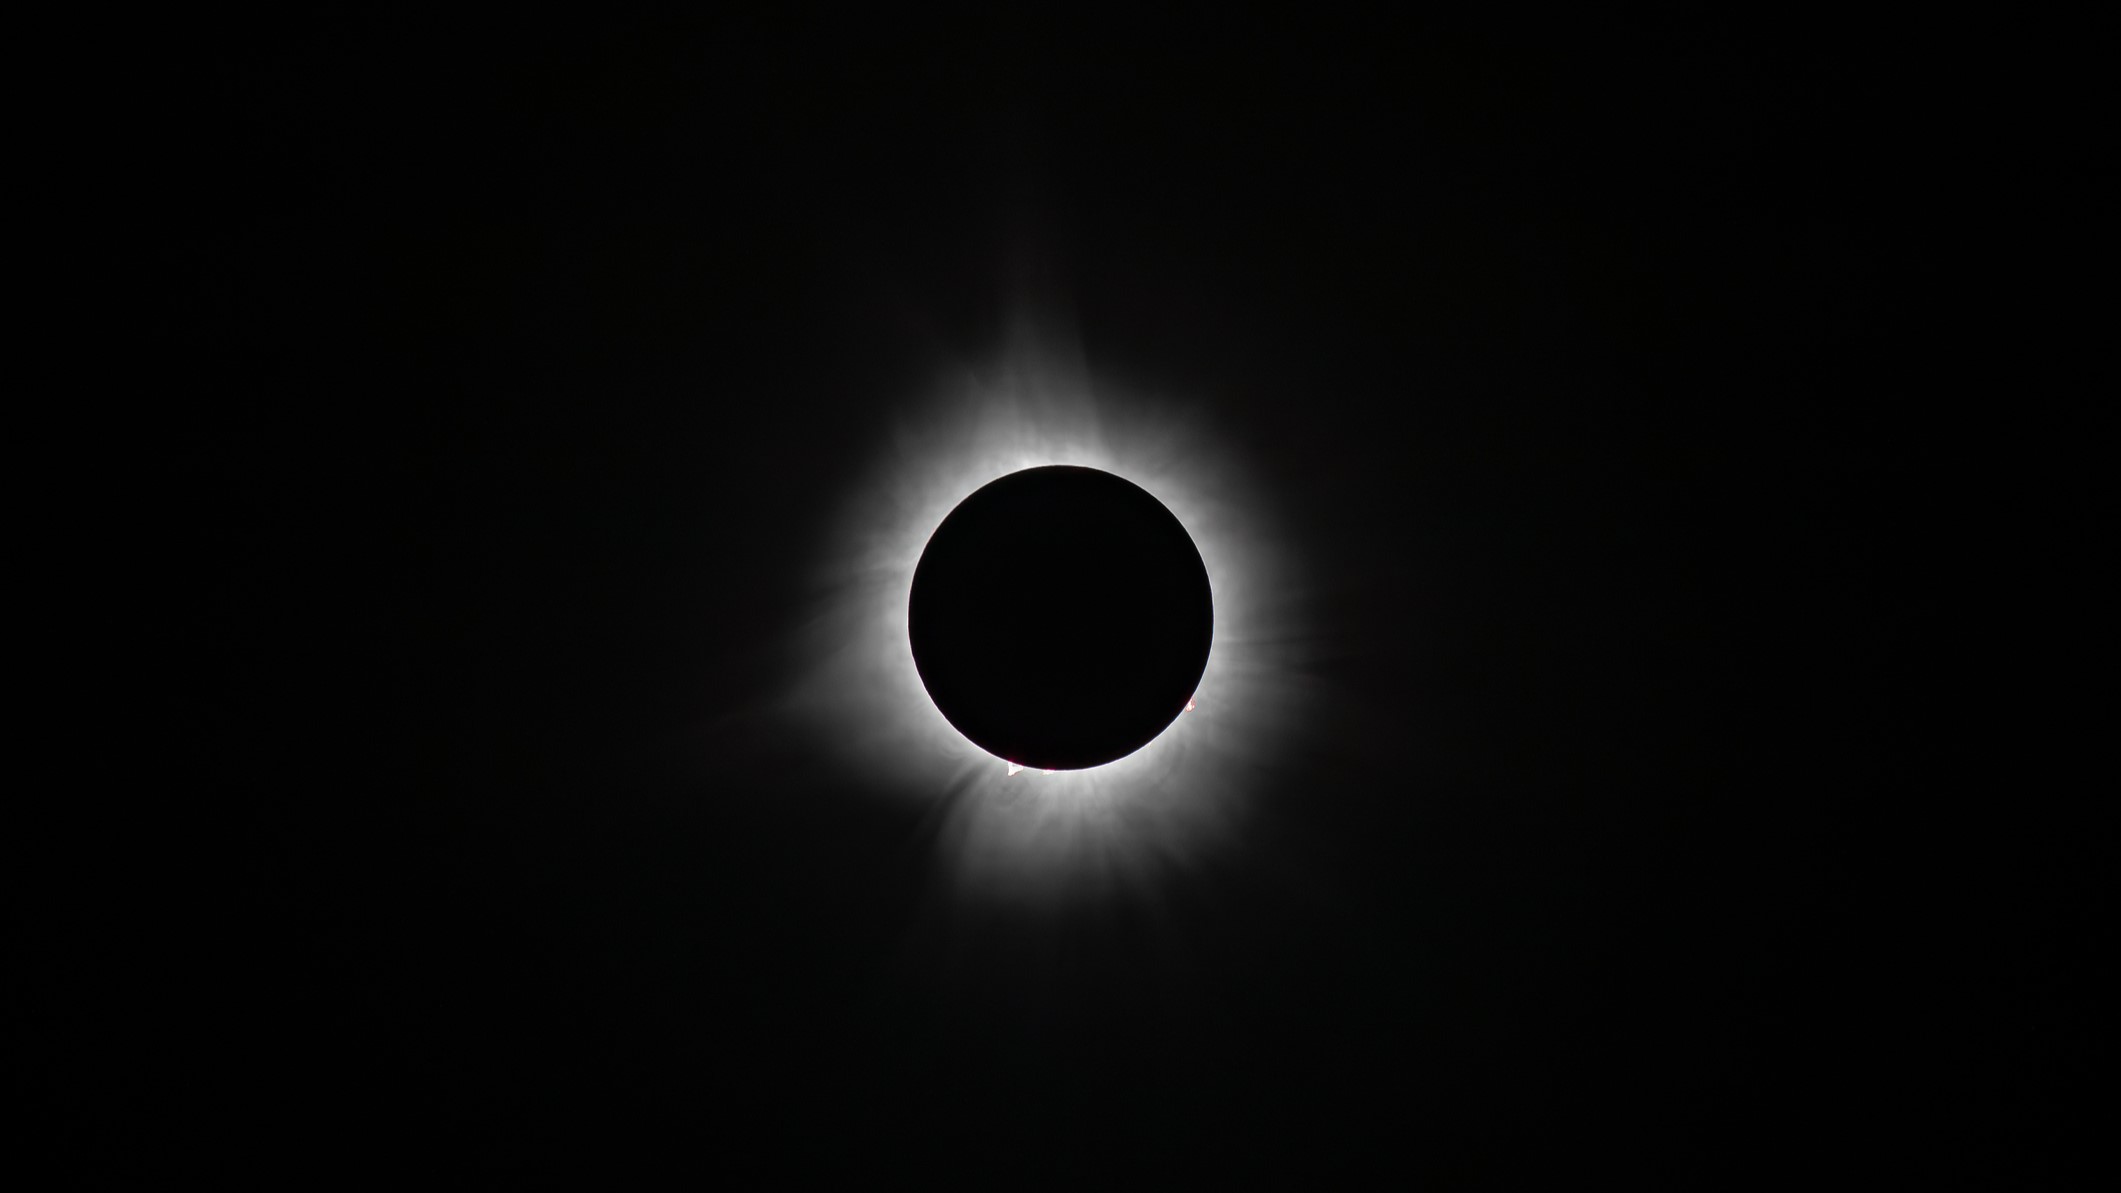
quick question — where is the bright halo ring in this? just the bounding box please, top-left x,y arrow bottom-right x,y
778,328 -> 1316,908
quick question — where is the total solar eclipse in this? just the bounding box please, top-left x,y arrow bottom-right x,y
909,465 -> 1213,771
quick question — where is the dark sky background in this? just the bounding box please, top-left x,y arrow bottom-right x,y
44,10 -> 2088,1185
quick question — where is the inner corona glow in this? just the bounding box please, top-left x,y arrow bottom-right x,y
783,325 -> 1312,906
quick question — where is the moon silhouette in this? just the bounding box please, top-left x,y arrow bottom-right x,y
909,465 -> 1214,771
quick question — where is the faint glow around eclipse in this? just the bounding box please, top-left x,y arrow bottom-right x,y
778,321 -> 1316,908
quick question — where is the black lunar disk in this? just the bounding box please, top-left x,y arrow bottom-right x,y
910,466 -> 1213,771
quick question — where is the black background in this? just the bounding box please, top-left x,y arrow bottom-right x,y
42,10 -> 2088,1184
